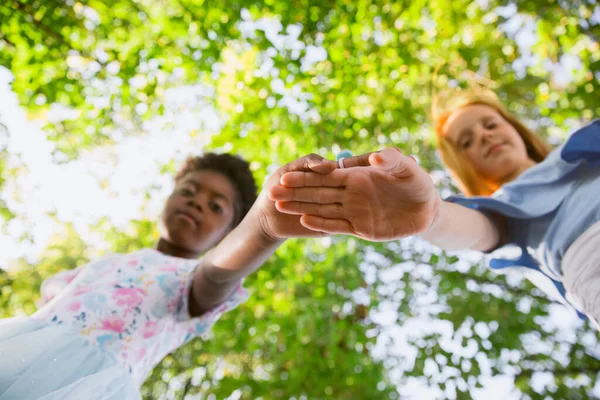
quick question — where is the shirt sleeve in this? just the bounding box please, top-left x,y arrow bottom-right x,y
38,266 -> 84,307
175,267 -> 249,342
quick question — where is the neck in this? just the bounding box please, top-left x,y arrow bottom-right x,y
502,158 -> 537,183
155,238 -> 199,259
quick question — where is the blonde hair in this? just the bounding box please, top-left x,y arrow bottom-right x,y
432,88 -> 551,196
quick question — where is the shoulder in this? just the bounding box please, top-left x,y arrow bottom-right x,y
560,119 -> 600,165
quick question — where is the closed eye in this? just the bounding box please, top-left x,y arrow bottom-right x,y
210,201 -> 224,214
179,188 -> 194,196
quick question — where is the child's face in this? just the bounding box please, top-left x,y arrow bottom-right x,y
159,170 -> 237,256
444,104 -> 535,185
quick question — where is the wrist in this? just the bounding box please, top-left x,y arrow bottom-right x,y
244,204 -> 285,248
199,205 -> 284,284
421,195 -> 446,240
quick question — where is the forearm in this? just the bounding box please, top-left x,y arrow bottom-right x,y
191,209 -> 283,314
420,199 -> 503,252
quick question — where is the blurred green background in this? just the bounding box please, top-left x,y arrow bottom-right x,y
1,0 -> 599,398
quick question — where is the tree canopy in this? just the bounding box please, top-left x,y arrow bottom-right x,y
1,0 -> 599,398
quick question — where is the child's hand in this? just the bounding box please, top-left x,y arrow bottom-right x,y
250,154 -> 339,241
268,148 -> 441,241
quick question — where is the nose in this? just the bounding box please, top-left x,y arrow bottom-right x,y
187,192 -> 208,213
475,124 -> 494,145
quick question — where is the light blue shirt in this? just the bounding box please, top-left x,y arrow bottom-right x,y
446,120 -> 600,316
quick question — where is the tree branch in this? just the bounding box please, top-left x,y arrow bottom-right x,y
180,377 -> 193,399
12,0 -> 80,51
0,32 -> 15,48
518,364 -> 600,379
173,0 -> 199,20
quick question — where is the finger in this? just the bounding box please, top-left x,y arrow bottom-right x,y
282,153 -> 332,174
310,159 -> 339,174
297,154 -> 341,174
269,186 -> 345,203
279,169 -> 348,188
368,147 -> 417,178
408,155 -> 420,165
275,201 -> 345,219
368,147 -> 403,169
300,215 -> 355,235
336,152 -> 376,169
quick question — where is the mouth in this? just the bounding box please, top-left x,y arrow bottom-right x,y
486,143 -> 505,158
175,210 -> 200,227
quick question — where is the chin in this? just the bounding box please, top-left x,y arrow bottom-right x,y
165,231 -> 205,254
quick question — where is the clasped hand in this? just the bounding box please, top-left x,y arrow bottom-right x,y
268,148 -> 441,242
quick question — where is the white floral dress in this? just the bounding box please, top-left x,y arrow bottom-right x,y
0,248 -> 248,400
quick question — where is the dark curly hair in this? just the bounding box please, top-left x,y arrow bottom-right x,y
175,153 -> 258,228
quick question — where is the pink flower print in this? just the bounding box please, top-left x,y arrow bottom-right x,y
100,316 -> 126,333
142,321 -> 159,339
128,259 -> 139,267
167,297 -> 179,313
67,301 -> 81,312
137,347 -> 147,361
112,287 -> 146,315
159,264 -> 179,272
73,286 -> 94,296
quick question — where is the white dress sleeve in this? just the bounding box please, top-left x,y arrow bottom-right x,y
38,266 -> 84,307
175,268 -> 249,342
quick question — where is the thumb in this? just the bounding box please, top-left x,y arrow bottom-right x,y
283,154 -> 337,175
368,148 -> 414,177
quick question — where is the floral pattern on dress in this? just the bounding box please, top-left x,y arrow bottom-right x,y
32,248 -> 248,386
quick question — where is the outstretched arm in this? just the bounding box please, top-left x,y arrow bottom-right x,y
189,154 -> 335,316
269,147 -> 505,251
421,198 -> 506,252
